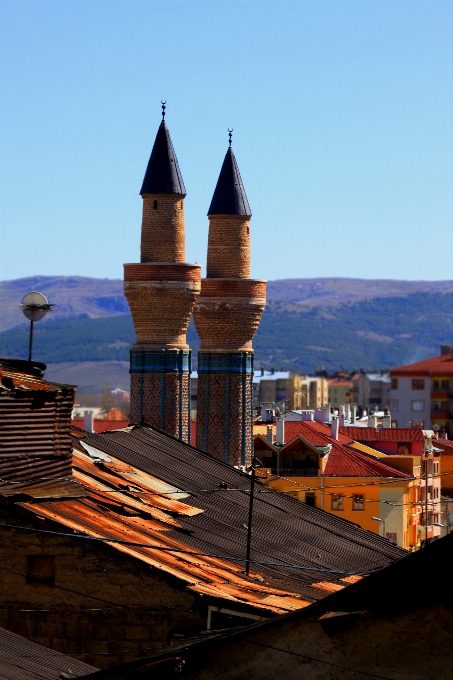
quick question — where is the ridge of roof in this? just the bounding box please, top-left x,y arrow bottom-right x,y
391,353 -> 453,374
341,427 -> 424,442
140,120 -> 186,196
208,147 -> 251,216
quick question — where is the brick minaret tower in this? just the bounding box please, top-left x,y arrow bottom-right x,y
124,105 -> 201,441
193,133 -> 266,465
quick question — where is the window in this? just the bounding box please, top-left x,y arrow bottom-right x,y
434,487 -> 439,499
412,379 -> 425,390
391,378 -> 398,390
434,462 -> 439,474
411,400 -> 425,412
353,494 -> 364,511
411,419 -> 424,428
305,494 -> 316,507
331,494 -> 343,511
434,514 -> 439,524
441,380 -> 449,390
389,399 -> 398,412
392,421 -> 398,428
27,556 -> 55,585
153,200 -> 158,209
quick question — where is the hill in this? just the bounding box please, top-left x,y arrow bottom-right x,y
1,287 -> 453,392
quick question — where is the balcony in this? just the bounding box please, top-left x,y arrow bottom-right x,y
431,391 -> 451,399
272,467 -> 319,477
430,411 -> 452,420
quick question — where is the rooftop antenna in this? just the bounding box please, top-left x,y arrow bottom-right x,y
228,128 -> 233,147
20,291 -> 55,361
161,100 -> 166,120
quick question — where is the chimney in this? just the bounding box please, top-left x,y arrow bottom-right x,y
382,415 -> 391,429
301,410 -> 314,421
338,414 -> 345,427
339,404 -> 345,415
331,416 -> 339,440
345,404 -> 350,420
314,408 -> 325,423
266,426 -> 273,443
441,431 -> 448,440
261,367 -> 264,376
368,415 -> 378,428
276,417 -> 285,445
441,345 -> 453,356
351,404 -> 357,424
324,403 -> 331,423
83,410 -> 94,433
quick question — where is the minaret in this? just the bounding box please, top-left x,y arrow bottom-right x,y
124,104 -> 201,441
193,131 -> 266,465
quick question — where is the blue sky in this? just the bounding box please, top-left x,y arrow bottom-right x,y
1,0 -> 452,283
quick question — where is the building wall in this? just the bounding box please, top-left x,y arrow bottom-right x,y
258,472 -> 416,549
166,603 -> 453,680
389,375 -> 431,429
0,506 -> 204,670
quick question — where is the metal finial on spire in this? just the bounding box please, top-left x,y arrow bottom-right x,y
161,100 -> 166,120
228,128 -> 233,147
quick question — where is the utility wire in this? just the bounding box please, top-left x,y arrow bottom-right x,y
0,523 -> 368,576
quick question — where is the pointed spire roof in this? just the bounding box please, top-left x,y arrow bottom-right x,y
208,147 -> 251,216
140,120 -> 186,196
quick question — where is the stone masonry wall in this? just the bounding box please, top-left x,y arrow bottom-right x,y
0,508 -> 200,670
141,194 -> 185,264
207,215 -> 250,278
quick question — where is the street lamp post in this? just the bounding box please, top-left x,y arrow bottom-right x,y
372,516 -> 386,539
20,292 -> 55,361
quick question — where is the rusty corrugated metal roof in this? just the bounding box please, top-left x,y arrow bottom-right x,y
0,361 -> 84,499
21,423 -> 406,612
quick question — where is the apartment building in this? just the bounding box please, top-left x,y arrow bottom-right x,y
328,378 -> 353,406
390,346 -> 453,434
353,372 -> 390,410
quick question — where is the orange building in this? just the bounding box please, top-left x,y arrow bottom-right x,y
254,420 -> 423,550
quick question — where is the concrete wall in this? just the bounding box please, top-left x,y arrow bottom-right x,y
390,375 -> 431,428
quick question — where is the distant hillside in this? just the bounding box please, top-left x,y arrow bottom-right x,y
0,276 -> 126,332
3,275 -> 453,332
2,290 -> 453,392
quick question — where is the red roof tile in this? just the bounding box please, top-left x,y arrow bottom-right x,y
391,353 -> 453,375
328,379 -> 353,388
341,427 -> 424,442
324,444 -> 412,478
285,421 -> 354,445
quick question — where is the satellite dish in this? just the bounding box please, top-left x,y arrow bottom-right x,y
433,424 -> 441,432
398,445 -> 409,456
19,291 -> 55,361
20,291 -> 52,322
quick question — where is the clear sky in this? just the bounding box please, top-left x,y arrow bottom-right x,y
1,0 -> 452,283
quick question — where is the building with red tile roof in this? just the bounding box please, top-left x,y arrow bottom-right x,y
389,346 -> 453,435
254,419 -> 425,549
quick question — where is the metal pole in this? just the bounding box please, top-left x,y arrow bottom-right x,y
425,454 -> 429,547
245,458 -> 256,576
28,320 -> 34,362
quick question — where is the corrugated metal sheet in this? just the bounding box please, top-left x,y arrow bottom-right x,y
20,448 -> 310,614
0,625 -> 96,679
41,424 -> 407,609
0,361 -> 85,498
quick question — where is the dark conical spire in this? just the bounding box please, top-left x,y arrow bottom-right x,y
140,120 -> 186,196
208,147 -> 251,216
